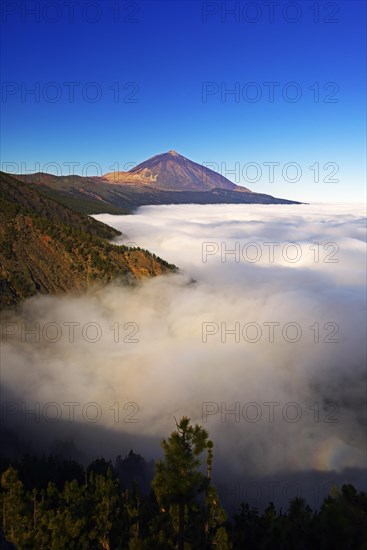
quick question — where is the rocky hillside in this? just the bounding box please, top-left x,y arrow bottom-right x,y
0,172 -> 176,309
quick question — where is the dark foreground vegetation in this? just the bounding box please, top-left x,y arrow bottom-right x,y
0,418 -> 366,549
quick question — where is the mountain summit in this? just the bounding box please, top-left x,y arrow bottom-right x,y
102,150 -> 252,192
14,150 -> 301,212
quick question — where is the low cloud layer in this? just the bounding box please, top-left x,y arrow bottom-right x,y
1,203 -> 366,508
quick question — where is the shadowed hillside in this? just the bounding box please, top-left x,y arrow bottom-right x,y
0,172 -> 176,309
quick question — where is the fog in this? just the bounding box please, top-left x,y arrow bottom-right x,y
1,203 -> 366,509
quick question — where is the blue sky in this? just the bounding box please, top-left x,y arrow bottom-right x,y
1,0 -> 366,202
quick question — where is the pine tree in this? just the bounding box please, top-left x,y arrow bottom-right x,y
89,468 -> 127,549
48,479 -> 88,549
152,416 -> 221,549
1,466 -> 33,546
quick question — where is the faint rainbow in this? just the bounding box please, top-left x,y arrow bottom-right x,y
312,438 -> 358,471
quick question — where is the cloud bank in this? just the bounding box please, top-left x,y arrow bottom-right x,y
1,203 -> 366,508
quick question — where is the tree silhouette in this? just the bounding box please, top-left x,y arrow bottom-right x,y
152,417 -> 213,549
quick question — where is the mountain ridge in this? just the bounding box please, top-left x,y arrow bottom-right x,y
12,150 -> 301,213
0,172 -> 176,309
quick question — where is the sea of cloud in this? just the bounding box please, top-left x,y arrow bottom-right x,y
1,203 -> 366,509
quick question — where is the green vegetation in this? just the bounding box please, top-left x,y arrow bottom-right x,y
152,417 -> 228,549
0,172 -> 122,240
0,419 -> 365,549
0,172 -> 176,309
28,184 -> 132,215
